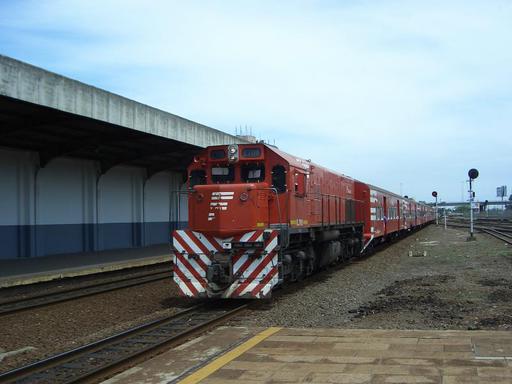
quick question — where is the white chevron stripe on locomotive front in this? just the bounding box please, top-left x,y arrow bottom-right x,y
173,241 -> 208,292
192,231 -> 223,253
206,234 -> 232,250
233,234 -> 272,283
237,253 -> 278,297
239,254 -> 278,297
239,231 -> 258,242
178,231 -> 211,266
232,233 -> 264,273
231,234 -> 278,296
174,256 -> 198,280
173,244 -> 207,277
232,249 -> 256,274
224,251 -> 278,298
177,231 -> 203,254
174,274 -> 194,297
242,234 -> 277,276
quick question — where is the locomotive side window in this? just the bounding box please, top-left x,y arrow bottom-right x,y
211,165 -> 234,183
241,163 -> 265,182
271,165 -> 286,193
294,172 -> 305,196
189,170 -> 206,188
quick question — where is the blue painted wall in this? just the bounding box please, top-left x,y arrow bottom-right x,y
0,148 -> 188,259
0,221 -> 188,259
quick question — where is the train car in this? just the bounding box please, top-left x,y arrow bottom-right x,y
420,203 -> 436,225
355,184 -> 417,251
172,143 -> 434,299
403,198 -> 416,230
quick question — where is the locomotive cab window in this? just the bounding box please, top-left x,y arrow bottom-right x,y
211,165 -> 234,183
210,149 -> 226,160
272,165 -> 286,193
241,147 -> 261,158
189,170 -> 206,188
241,163 -> 265,183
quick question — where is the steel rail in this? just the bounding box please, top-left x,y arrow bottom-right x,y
480,228 -> 512,245
0,268 -> 171,316
0,301 -> 247,384
445,222 -> 512,245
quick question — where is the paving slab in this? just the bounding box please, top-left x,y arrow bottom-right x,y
101,327 -> 512,384
101,326 -> 264,384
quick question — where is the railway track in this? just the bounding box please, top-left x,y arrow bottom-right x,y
445,222 -> 512,245
0,301 -> 247,384
0,268 -> 171,316
480,228 -> 512,245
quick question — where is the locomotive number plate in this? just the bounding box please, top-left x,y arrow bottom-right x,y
232,241 -> 264,249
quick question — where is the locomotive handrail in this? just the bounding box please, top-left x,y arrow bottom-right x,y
169,189 -> 195,232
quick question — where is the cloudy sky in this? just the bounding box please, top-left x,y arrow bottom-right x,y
1,0 -> 511,202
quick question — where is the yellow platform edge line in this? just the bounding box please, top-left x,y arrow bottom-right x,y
178,326 -> 282,384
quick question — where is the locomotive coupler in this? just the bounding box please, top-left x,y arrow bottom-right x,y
207,255 -> 233,285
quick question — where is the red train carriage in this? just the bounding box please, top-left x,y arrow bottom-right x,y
355,185 -> 434,251
172,143 -> 434,299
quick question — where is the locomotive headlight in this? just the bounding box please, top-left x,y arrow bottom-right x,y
227,145 -> 238,163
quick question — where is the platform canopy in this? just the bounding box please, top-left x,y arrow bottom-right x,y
0,55 -> 247,175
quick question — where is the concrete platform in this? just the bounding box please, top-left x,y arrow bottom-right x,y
0,244 -> 172,288
103,327 -> 512,384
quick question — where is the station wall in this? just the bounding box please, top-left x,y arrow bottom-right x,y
0,147 -> 188,259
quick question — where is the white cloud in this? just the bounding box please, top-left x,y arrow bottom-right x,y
1,0 -> 511,201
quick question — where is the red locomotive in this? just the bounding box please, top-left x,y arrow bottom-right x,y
172,143 -> 434,298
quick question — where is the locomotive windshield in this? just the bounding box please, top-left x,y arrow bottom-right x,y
241,163 -> 265,183
211,165 -> 235,183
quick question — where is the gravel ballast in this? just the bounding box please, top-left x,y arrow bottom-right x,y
233,225 -> 512,330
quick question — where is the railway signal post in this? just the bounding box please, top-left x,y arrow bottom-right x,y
467,168 -> 479,241
432,191 -> 438,225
